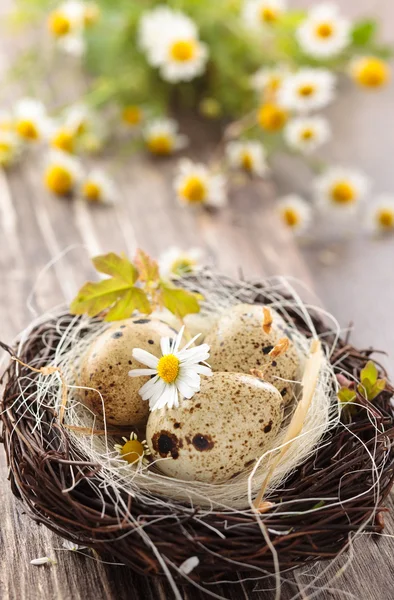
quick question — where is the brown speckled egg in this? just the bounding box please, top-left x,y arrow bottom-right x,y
146,372 -> 283,483
79,318 -> 177,427
205,303 -> 301,404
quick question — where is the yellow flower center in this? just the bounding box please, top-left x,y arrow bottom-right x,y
157,354 -> 180,384
171,257 -> 195,276
260,6 -> 278,23
377,209 -> 394,229
51,129 -> 75,153
122,105 -> 142,126
120,439 -> 145,464
16,119 -> 39,141
282,208 -> 300,228
240,151 -> 253,172
300,127 -> 315,141
330,181 -> 355,204
315,22 -> 334,39
48,11 -> 71,37
180,176 -> 207,204
354,57 -> 390,88
83,181 -> 101,202
257,103 -> 288,132
170,39 -> 196,62
45,165 -> 73,196
147,135 -> 173,155
298,84 -> 315,97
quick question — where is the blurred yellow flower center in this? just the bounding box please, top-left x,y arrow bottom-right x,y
45,165 -> 73,195
331,181 -> 355,204
300,128 -> 315,140
180,176 -> 207,203
315,22 -> 334,38
147,135 -> 173,155
120,439 -> 145,464
0,141 -> 11,153
171,257 -> 194,276
51,129 -> 75,153
157,354 -> 180,384
377,209 -> 394,229
122,105 -> 142,126
83,181 -> 101,202
48,11 -> 71,37
283,208 -> 299,227
354,57 -> 390,88
240,151 -> 253,171
16,119 -> 39,140
170,39 -> 196,62
260,7 -> 278,23
257,103 -> 288,132
298,84 -> 315,97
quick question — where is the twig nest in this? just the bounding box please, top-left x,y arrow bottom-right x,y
146,372 -> 284,483
205,304 -> 302,403
79,318 -> 177,426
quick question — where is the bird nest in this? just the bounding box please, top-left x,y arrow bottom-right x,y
1,273 -> 394,596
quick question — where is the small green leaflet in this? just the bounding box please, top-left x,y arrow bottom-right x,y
70,252 -> 151,321
337,387 -> 356,405
358,360 -> 386,401
159,282 -> 202,319
351,19 -> 377,46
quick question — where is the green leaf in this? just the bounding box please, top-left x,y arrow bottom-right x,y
93,252 -> 138,284
338,387 -> 356,405
312,500 -> 325,509
360,361 -> 378,386
134,248 -> 159,283
104,288 -> 151,321
159,283 -> 201,319
351,19 -> 377,46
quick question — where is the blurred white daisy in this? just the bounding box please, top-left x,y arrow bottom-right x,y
81,170 -> 116,204
144,118 -> 188,156
314,167 -> 370,214
243,0 -> 287,28
366,195 -> 394,235
159,247 -> 204,279
251,65 -> 289,98
14,98 -> 49,143
49,123 -> 76,154
226,140 -> 268,176
121,105 -> 144,128
64,103 -> 94,136
277,194 -> 312,234
47,1 -> 86,56
284,116 -> 330,154
138,7 -> 208,82
175,159 -> 227,208
278,68 -> 336,113
0,131 -> 20,168
296,4 -> 351,59
129,326 -> 212,411
44,150 -> 82,196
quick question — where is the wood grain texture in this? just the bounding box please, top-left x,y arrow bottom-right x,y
0,0 -> 394,598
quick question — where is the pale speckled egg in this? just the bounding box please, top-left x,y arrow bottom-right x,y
146,372 -> 284,483
204,303 -> 302,404
79,318 -> 177,427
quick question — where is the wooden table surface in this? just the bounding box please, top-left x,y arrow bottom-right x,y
1,1 -> 394,599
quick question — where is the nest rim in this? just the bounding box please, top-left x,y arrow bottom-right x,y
1,278 -> 394,586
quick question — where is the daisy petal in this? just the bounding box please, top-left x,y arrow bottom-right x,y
132,348 -> 159,368
129,368 -> 157,377
160,336 -> 171,355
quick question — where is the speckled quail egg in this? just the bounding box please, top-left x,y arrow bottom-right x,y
204,303 -> 302,404
146,372 -> 284,483
79,318 -> 177,427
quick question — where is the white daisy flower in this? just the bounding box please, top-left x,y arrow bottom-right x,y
121,105 -> 144,128
250,65 -> 289,98
284,116 -> 330,154
296,3 -> 351,59
14,98 -> 50,142
314,166 -> 370,215
278,68 -> 336,113
129,326 -> 212,411
47,1 -> 86,56
144,117 -> 188,156
366,195 -> 394,234
175,159 -> 227,208
0,131 -> 20,167
81,170 -> 116,204
114,432 -> 151,465
242,0 -> 287,28
138,8 -> 208,83
64,103 -> 94,136
159,247 -> 204,280
277,194 -> 312,234
44,150 -> 83,196
226,140 -> 268,176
